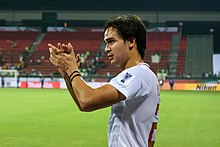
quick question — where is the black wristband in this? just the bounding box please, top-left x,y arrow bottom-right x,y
70,73 -> 81,83
69,70 -> 80,79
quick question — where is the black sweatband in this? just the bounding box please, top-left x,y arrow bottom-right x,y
69,70 -> 80,79
70,73 -> 81,83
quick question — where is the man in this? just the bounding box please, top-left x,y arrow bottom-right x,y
169,79 -> 174,90
48,14 -> 160,147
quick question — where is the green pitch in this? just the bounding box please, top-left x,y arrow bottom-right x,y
0,88 -> 219,147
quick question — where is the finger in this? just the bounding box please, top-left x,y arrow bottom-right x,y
49,47 -> 55,58
49,47 -> 58,58
59,43 -> 68,53
49,57 -> 58,67
48,43 -> 61,53
57,43 -> 62,51
76,54 -> 81,68
76,54 -> 81,63
49,55 -> 65,69
49,48 -> 62,62
48,43 -> 56,48
57,43 -> 61,48
49,51 -> 59,63
67,42 -> 75,54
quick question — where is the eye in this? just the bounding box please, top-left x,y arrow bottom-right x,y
108,40 -> 115,45
104,38 -> 115,46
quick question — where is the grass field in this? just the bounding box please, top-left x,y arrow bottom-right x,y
0,88 -> 219,147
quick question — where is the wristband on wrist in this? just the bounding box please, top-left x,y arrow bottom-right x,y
69,70 -> 80,79
70,73 -> 81,83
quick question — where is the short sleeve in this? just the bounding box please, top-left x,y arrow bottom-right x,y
109,69 -> 143,101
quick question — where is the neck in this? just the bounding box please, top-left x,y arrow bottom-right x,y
124,53 -> 143,70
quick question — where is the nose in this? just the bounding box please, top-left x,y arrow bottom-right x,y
105,44 -> 111,53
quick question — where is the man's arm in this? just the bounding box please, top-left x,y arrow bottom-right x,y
48,43 -> 125,111
48,43 -> 83,109
68,75 -> 125,111
62,67 -> 124,112
63,72 -> 82,110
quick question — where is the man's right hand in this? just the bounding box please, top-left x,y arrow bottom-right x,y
48,43 -> 66,77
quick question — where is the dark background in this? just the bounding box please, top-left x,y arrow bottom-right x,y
0,0 -> 220,11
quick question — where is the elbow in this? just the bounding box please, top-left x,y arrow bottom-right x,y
78,99 -> 95,112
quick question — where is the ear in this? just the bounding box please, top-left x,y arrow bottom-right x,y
128,38 -> 135,50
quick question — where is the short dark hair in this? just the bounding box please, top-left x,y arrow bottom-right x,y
104,14 -> 147,59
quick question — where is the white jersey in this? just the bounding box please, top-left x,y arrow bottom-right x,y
108,63 -> 160,147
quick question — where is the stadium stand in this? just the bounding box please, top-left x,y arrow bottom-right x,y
0,29 -> 215,80
37,31 -> 103,51
144,32 -> 177,74
185,35 -> 213,77
20,31 -> 103,76
176,38 -> 188,77
0,31 -> 39,49
0,31 -> 39,70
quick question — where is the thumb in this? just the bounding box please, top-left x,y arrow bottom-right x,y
76,54 -> 81,68
67,42 -> 75,54
76,54 -> 81,63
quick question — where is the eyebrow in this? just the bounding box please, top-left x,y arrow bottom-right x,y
104,37 -> 115,42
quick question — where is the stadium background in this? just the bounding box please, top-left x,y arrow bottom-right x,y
0,0 -> 220,90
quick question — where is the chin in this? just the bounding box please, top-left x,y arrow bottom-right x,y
111,61 -> 120,67
110,60 -> 116,65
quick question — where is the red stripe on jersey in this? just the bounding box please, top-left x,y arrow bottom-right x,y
148,103 -> 160,147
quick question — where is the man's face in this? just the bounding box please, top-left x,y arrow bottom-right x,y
104,27 -> 130,68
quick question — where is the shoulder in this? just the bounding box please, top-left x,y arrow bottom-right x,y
109,64 -> 151,87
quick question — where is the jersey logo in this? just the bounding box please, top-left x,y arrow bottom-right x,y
118,72 -> 135,86
120,72 -> 132,83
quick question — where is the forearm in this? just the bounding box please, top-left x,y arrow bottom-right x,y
64,72 -> 98,111
69,75 -> 119,112
65,70 -> 122,112
60,66 -> 118,111
63,72 -> 82,110
48,42 -> 88,110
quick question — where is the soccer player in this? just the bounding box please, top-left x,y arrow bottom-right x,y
48,14 -> 160,147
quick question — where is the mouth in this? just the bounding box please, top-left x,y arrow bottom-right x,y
107,54 -> 113,60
